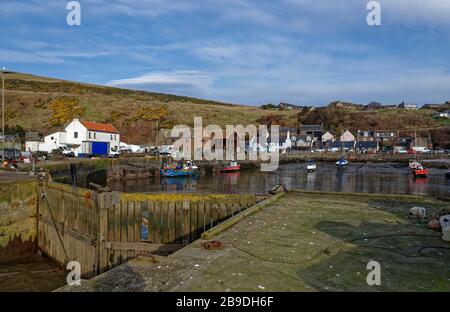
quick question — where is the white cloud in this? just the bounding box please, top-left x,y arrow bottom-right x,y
107,70 -> 215,94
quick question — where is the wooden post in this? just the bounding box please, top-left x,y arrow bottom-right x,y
182,200 -> 190,245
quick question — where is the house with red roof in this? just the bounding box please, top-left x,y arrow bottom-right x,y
43,119 -> 120,157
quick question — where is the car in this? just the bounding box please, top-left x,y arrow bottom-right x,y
397,149 -> 408,154
314,148 -> 326,153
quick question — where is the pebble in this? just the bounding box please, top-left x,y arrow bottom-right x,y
258,285 -> 265,290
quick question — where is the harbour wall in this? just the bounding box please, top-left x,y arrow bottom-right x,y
0,180 -> 38,263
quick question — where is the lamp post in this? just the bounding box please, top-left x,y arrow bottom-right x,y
1,67 -> 4,164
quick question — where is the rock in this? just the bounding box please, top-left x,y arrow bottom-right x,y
440,215 -> 450,242
428,219 -> 441,230
269,184 -> 287,195
409,207 -> 426,221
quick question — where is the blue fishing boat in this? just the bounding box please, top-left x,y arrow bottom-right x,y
160,161 -> 199,177
160,168 -> 199,177
336,157 -> 349,169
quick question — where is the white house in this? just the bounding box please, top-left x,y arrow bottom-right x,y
340,130 -> 355,142
322,131 -> 335,142
45,119 -> 120,156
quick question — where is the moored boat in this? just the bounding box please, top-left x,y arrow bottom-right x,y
336,157 -> 348,168
409,160 -> 429,178
221,161 -> 241,172
306,160 -> 317,172
160,161 -> 199,177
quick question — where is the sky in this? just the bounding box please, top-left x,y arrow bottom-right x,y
0,0 -> 450,106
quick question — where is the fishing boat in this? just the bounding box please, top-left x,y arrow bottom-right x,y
306,160 -> 317,172
409,160 -> 429,178
183,160 -> 198,170
336,157 -> 348,168
221,161 -> 241,172
160,162 -> 199,177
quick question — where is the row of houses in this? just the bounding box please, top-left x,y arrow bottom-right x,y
327,100 -> 450,111
283,125 -> 433,152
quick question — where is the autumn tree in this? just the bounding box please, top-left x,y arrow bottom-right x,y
48,97 -> 86,127
132,105 -> 169,145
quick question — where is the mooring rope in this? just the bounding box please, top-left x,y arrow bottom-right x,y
39,185 -> 70,264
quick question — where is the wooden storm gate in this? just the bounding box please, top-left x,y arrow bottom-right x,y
37,181 -> 257,276
97,193 -> 257,273
37,181 -> 99,278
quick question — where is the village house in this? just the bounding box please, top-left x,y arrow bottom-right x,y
340,130 -> 355,142
44,118 -> 120,157
355,141 -> 379,153
398,102 -> 418,110
299,124 -> 323,142
328,100 -> 364,110
295,134 -> 314,149
433,111 -> 450,118
357,130 -> 375,142
374,130 -> 397,143
321,131 -> 335,142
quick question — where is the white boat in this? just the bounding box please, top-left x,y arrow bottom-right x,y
306,160 -> 317,172
183,161 -> 198,170
336,157 -> 349,167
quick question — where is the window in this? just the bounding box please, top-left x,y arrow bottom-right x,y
74,132 -> 78,139
111,134 -> 113,140
94,133 -> 96,139
89,132 -> 91,139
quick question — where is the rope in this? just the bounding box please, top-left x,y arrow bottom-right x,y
232,233 -> 446,265
39,186 -> 70,264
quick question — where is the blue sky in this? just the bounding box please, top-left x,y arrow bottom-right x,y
1,0 -> 450,106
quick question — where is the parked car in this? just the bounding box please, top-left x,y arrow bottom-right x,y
0,148 -> 21,160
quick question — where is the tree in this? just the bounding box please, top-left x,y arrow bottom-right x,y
134,105 -> 169,145
256,114 -> 286,127
48,97 -> 86,127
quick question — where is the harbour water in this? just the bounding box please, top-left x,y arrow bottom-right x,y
104,162 -> 450,197
0,254 -> 66,292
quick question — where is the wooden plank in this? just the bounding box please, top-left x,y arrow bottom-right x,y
141,202 -> 148,241
175,202 -> 183,244
161,202 -> 169,244
168,202 -> 176,243
190,202 -> 198,242
182,201 -> 190,245
114,201 -> 122,266
147,201 -> 154,242
127,201 -> 135,261
197,202 -> 205,237
211,203 -> 219,228
107,194 -> 115,269
153,202 -> 161,243
203,202 -> 212,231
121,201 -> 129,263
219,203 -> 227,223
135,202 -> 142,242
97,194 -> 106,273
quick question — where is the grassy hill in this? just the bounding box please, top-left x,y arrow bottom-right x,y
3,72 -> 298,143
2,72 -> 448,146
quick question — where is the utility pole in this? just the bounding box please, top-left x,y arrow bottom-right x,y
1,67 -> 5,164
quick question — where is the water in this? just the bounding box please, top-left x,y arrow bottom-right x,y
104,163 -> 450,197
0,254 -> 67,292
